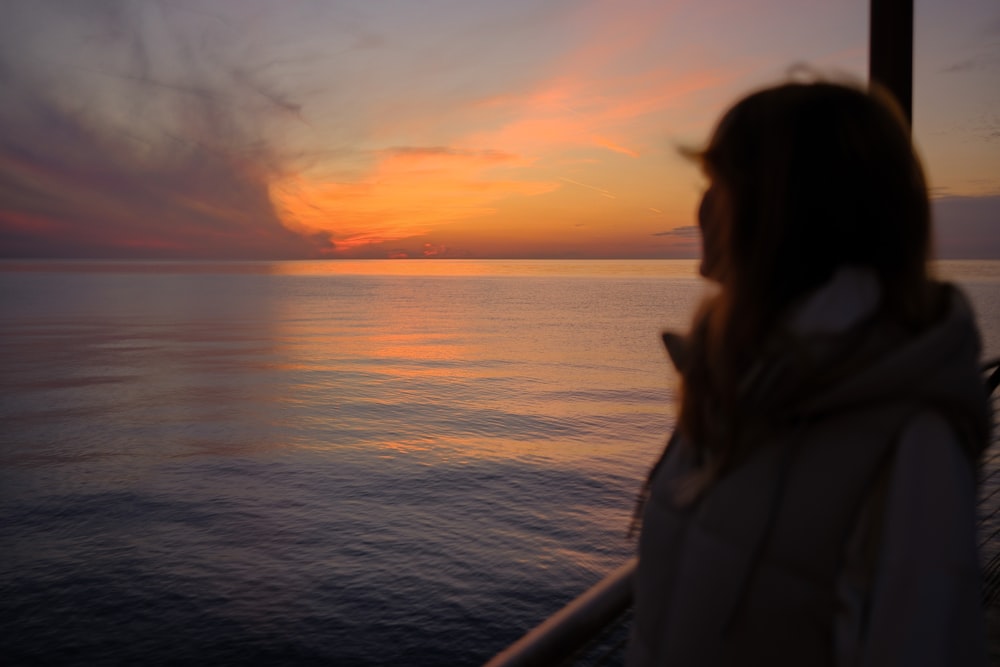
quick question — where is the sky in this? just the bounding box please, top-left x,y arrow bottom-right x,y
0,0 -> 997,260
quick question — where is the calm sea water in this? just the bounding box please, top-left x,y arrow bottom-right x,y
1,259 -> 998,666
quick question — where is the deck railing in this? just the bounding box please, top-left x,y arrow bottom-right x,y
483,558 -> 635,667
484,357 -> 1000,667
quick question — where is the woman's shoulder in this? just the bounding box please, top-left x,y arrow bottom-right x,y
883,409 -> 979,556
897,408 -> 979,483
840,407 -> 987,666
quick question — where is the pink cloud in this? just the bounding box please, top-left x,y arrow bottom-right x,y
270,146 -> 558,252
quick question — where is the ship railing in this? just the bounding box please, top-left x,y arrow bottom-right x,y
484,357 -> 1000,667
483,557 -> 635,667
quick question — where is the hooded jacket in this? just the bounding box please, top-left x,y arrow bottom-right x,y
627,278 -> 990,667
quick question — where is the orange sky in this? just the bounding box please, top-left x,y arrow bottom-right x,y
1,0 -> 998,259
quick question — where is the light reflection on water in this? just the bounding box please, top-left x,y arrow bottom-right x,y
0,260 -> 700,665
0,259 -> 997,665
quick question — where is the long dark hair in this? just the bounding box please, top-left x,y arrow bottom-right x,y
677,80 -> 938,491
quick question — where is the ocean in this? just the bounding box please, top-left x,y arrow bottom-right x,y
2,259 -> 998,666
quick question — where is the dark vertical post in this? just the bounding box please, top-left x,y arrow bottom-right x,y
869,0 -> 913,128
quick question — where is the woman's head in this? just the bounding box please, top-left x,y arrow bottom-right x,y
692,80 -> 931,322
673,80 -> 940,486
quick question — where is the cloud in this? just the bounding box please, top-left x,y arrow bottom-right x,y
645,224 -> 701,259
942,59 -> 978,74
0,1 -> 329,259
269,145 -> 558,253
652,225 -> 700,238
560,177 -> 615,199
0,1 -> 595,259
941,51 -> 1000,74
465,66 -> 726,161
0,82 -> 329,259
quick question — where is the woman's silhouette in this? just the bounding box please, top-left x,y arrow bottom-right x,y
628,80 -> 990,666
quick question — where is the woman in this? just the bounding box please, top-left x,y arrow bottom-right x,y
627,80 -> 991,666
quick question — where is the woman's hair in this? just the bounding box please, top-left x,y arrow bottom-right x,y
676,79 -> 937,484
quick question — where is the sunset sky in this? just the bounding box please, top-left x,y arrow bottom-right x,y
0,0 -> 997,259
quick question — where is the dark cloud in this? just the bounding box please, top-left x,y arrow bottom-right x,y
940,29 -> 1000,75
652,225 -> 699,238
941,52 -> 1000,74
941,59 -> 978,73
0,0 -> 330,259
329,236 -> 476,260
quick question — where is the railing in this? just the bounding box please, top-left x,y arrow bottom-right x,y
977,358 -> 1000,614
485,357 -> 1000,667
483,558 -> 636,667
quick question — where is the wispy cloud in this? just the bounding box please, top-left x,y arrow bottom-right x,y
465,67 -> 727,161
652,225 -> 699,238
941,52 -> 1000,74
559,177 -> 615,199
0,1 -> 328,259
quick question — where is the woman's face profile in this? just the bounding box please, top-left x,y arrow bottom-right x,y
697,183 -> 725,280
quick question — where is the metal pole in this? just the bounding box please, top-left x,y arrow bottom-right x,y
869,0 -> 913,127
483,557 -> 636,667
